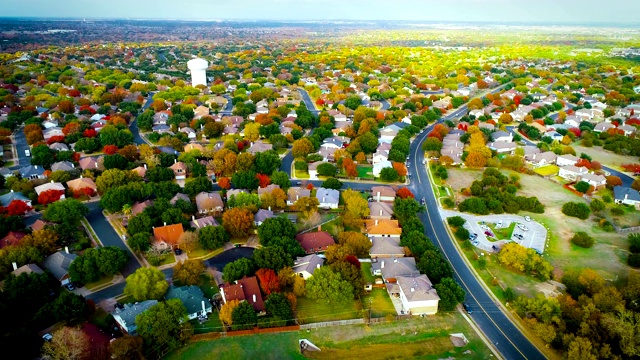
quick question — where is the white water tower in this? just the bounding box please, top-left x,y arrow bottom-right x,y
187,58 -> 208,87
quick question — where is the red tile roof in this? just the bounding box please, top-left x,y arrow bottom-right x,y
0,231 -> 26,249
295,231 -> 335,254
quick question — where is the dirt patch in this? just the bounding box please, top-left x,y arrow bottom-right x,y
572,143 -> 637,169
446,168 -> 483,202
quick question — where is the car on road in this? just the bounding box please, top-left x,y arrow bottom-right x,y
524,216 -> 531,222
422,159 -> 426,165
463,303 -> 472,314
25,149 -> 30,156
64,283 -> 75,291
517,224 -> 529,231
174,248 -> 183,255
296,181 -> 302,186
421,198 -> 426,206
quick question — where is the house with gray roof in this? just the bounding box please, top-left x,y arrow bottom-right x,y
49,142 -> 69,152
614,186 -> 640,208
51,161 -> 75,172
165,285 -> 212,320
0,190 -> 32,207
370,237 -> 405,259
19,165 -> 46,180
254,209 -> 275,226
41,249 -> 77,285
316,187 -> 339,209
112,300 -> 158,334
395,274 -> 440,315
292,254 -> 324,280
371,257 -> 419,283
190,215 -> 219,229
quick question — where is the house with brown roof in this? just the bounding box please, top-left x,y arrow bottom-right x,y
66,177 -> 97,195
220,276 -> 265,312
78,156 -> 103,171
246,141 -> 273,155
295,231 -> 336,254
365,219 -> 402,238
369,237 -> 405,259
30,219 -> 52,232
370,186 -> 396,202
368,202 -> 394,220
132,200 -> 154,216
170,161 -> 188,180
195,192 -> 224,215
287,187 -> 311,206
184,143 -> 205,153
131,165 -> 147,178
257,184 -> 281,197
371,257 -> 419,283
0,231 -> 26,249
153,223 -> 184,249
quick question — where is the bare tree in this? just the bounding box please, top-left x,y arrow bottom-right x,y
42,327 -> 90,360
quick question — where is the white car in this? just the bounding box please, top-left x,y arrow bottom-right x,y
480,224 -> 490,230
496,221 -> 503,228
517,224 -> 529,231
25,149 -> 30,157
524,216 -> 531,222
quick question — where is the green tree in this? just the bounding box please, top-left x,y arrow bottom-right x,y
265,292 -> 294,324
316,163 -> 337,177
183,176 -> 213,197
571,232 -> 595,248
269,236 -> 306,258
124,267 -> 169,301
253,246 -> 293,272
253,151 -> 281,175
222,258 -> 255,283
42,198 -> 89,226
380,167 -> 399,182
417,250 -> 453,284
127,232 -> 151,253
231,170 -> 259,190
589,198 -> 605,213
322,177 -> 343,190
198,226 -> 230,250
270,171 -> 291,190
31,144 -> 55,168
434,277 -> 466,311
258,217 -> 297,246
394,197 -> 423,223
574,181 -> 591,193
359,132 -> 379,154
306,267 -> 354,304
231,301 -> 258,330
135,299 -> 192,352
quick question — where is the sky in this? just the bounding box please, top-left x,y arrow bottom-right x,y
3,0 -> 640,24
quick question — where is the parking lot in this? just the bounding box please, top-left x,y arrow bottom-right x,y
440,210 -> 547,254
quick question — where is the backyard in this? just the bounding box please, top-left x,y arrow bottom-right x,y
295,296 -> 362,324
533,164 -> 559,176
166,315 -> 492,360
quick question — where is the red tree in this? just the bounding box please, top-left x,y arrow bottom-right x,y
255,268 -> 280,295
46,136 -> 65,145
343,158 -> 358,178
218,177 -> 231,190
568,128 -> 581,137
396,187 -> 415,199
103,145 -> 118,155
82,128 -> 97,138
306,183 -> 314,190
256,173 -> 271,188
6,200 -> 32,216
237,142 -> 245,151
62,122 -> 80,136
38,190 -> 65,205
345,255 -> 361,270
622,164 -> 640,173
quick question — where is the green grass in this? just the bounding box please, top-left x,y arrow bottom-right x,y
488,222 -> 516,240
533,164 -> 559,176
357,165 -> 374,179
187,246 -> 224,260
294,169 -> 310,179
191,312 -> 224,334
200,274 -> 220,297
295,296 -> 362,324
84,274 -> 114,291
149,252 -> 176,267
362,288 -> 397,318
168,314 -> 493,360
361,262 -> 376,284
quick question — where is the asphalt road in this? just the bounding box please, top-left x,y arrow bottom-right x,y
508,126 -> 635,187
10,126 -> 30,170
204,247 -> 255,270
85,202 -> 141,277
297,89 -> 319,114
407,109 -> 545,359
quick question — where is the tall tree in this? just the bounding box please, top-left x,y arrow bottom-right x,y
222,207 -> 254,238
41,327 -> 90,360
173,260 -> 205,286
124,267 -> 169,301
306,267 -> 354,304
135,299 -> 192,352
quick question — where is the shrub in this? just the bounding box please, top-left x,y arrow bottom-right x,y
571,232 -> 594,248
611,207 -> 625,216
294,161 -> 308,171
561,202 -> 591,220
629,253 -> 640,268
442,198 -> 455,208
477,257 -> 487,270
447,216 -> 466,227
379,167 -> 399,182
629,233 -> 640,254
454,226 -> 470,241
574,181 -> 590,193
602,194 -> 612,203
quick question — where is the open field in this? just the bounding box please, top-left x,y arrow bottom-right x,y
167,315 -> 492,360
445,167 -> 483,202
572,143 -> 637,171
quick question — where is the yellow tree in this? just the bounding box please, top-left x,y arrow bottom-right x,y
465,151 -> 487,168
244,122 -> 261,142
292,138 -> 315,158
219,299 -> 240,326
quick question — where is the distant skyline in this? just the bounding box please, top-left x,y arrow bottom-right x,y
2,0 -> 640,24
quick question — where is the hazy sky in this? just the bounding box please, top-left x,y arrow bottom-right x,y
3,0 -> 639,23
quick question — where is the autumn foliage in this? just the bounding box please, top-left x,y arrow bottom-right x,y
103,145 -> 119,155
256,268 -> 280,295
256,173 -> 271,188
5,200 -> 32,216
82,128 -> 97,138
47,136 -> 65,144
622,164 -> 640,173
396,187 -> 415,199
38,189 -> 65,205
218,177 -> 231,190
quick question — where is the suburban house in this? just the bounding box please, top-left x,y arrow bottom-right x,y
316,187 -> 339,209
0,231 -> 26,249
307,161 -> 323,180
131,200 -> 153,216
556,154 -> 579,167
190,215 -> 218,229
392,274 -> 440,315
257,184 -> 281,197
578,173 -> 607,190
370,186 -> 396,202
369,237 -> 405,259
488,142 -> 517,154
112,300 -> 159,335
195,192 -> 224,215
287,187 -> 311,206
365,219 -> 402,238
0,190 -> 32,207
184,143 -> 205,153
34,182 -> 66,199
19,165 -> 46,180
153,223 -> 184,249
41,249 -> 78,286
491,130 -> 513,142
165,285 -> 212,320
227,189 -> 248,198
179,127 -> 197,139
170,193 -> 191,205
220,276 -> 265,312
372,160 -> 393,178
246,141 -> 273,155
619,124 -> 637,136
132,165 -> 147,178
11,263 -> 44,277
558,165 -> 588,181
371,257 -> 419,283
51,161 -> 75,172
170,161 -> 188,180
525,151 -> 557,167
66,177 -> 97,195
292,254 -> 324,279
78,156 -> 102,171
254,209 -> 275,226
295,231 -> 336,254
368,202 -> 394,220
613,186 -> 640,209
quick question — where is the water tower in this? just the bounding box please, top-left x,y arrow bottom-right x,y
187,58 -> 208,87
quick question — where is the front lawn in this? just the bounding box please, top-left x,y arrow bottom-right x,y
84,275 -> 114,291
295,296 -> 362,324
533,164 -> 559,176
357,165 -> 374,179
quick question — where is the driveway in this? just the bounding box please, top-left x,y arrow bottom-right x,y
440,210 -> 547,254
204,247 -> 255,271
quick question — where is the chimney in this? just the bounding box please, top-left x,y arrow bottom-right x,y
12,262 -> 17,271
317,225 -> 321,231
268,206 -> 271,212
411,287 -> 415,293
394,258 -> 398,263
533,154 -> 536,160
381,260 -> 385,269
174,159 -> 177,164
380,209 -> 383,216
316,263 -> 321,269
296,194 -> 299,201
164,222 -> 167,226
377,191 -> 381,202
192,215 -> 195,222
144,164 -> 147,169
51,180 -> 54,183
322,197 -> 325,203
375,219 -> 379,226
35,165 -> 38,169
252,294 -> 256,302
65,246 -> 69,254
202,300 -> 206,313
625,193 -> 629,200
10,190 -> 13,193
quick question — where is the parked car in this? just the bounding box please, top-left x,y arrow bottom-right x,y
484,231 -> 494,237
296,181 -> 302,186
480,224 -> 490,230
174,248 -> 183,255
524,216 -> 531,222
517,224 -> 528,231
64,283 -> 75,291
25,149 -> 30,157
469,233 -> 478,240
463,303 -> 472,314
496,220 -> 503,228
42,333 -> 53,342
